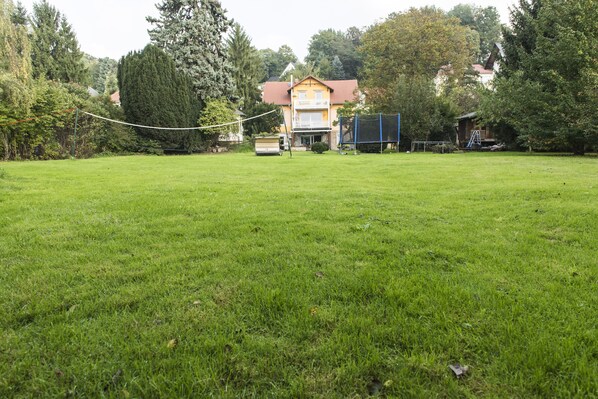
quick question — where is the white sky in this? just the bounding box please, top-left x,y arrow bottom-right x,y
18,0 -> 517,61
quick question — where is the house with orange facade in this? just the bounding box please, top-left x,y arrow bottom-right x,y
262,76 -> 359,151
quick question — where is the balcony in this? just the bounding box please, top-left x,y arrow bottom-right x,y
293,120 -> 331,130
294,99 -> 330,110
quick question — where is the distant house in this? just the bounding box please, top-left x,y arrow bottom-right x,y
110,91 -> 121,106
218,110 -> 244,144
471,64 -> 495,87
262,76 -> 359,151
436,43 -> 505,91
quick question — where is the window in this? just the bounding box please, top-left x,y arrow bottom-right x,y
298,112 -> 324,128
298,91 -> 307,100
300,135 -> 323,146
314,91 -> 323,100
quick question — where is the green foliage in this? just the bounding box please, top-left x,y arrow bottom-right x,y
331,56 -> 346,80
360,7 -> 475,146
480,0 -> 598,154
333,101 -> 371,127
118,45 -> 201,152
258,45 -> 297,81
230,140 -> 254,153
310,141 -> 329,154
0,0 -> 31,83
67,89 -> 137,157
227,23 -> 262,106
1,0 -> 135,160
0,0 -> 33,155
448,4 -> 502,62
88,56 -> 117,94
243,102 -> 281,136
30,0 -> 87,83
375,75 -> 457,144
361,7 -> 477,107
441,67 -> 485,115
198,98 -> 236,150
280,61 -> 320,82
306,28 -> 362,80
147,0 -> 235,104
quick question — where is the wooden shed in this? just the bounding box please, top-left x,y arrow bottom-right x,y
457,112 -> 496,147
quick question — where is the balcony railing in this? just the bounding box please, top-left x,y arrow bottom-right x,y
294,99 -> 330,109
293,120 -> 331,129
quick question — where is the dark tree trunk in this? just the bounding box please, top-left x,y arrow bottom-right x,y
571,141 -> 586,156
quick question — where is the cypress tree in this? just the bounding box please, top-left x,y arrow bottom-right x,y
118,45 -> 201,151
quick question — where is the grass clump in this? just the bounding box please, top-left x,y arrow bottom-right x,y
0,152 -> 596,397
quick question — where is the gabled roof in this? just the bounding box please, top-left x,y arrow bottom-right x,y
262,82 -> 292,105
484,43 -> 505,70
288,75 -> 334,92
279,62 -> 295,79
262,77 -> 359,106
327,80 -> 359,104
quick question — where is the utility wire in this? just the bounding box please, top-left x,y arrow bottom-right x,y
81,109 -> 278,131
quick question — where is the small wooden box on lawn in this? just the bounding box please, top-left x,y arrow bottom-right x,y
255,136 -> 283,156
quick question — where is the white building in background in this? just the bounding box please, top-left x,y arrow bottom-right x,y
218,110 -> 244,144
436,43 -> 506,92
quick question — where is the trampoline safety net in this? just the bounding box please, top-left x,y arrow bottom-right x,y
339,114 -> 401,146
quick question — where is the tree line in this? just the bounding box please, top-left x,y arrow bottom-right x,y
1,0 -> 136,160
2,0 -> 596,160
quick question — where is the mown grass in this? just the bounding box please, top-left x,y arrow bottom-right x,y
0,152 -> 596,398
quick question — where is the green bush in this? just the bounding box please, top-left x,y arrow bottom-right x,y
311,142 -> 329,154
357,143 -> 383,153
231,141 -> 254,153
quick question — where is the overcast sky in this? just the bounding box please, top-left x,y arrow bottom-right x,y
18,0 -> 517,61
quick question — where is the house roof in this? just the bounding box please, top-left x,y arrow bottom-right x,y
110,91 -> 120,103
327,80 -> 359,104
262,78 -> 358,106
288,75 -> 335,92
458,112 -> 477,120
262,82 -> 292,105
279,62 -> 295,79
484,43 -> 505,70
472,64 -> 494,75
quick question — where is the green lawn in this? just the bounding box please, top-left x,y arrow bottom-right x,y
1,152 -> 596,398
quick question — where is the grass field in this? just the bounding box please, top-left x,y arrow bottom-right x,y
0,152 -> 597,398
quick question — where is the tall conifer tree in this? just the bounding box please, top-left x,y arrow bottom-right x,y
29,0 -> 87,83
118,45 -> 201,151
227,23 -> 261,106
147,0 -> 235,104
